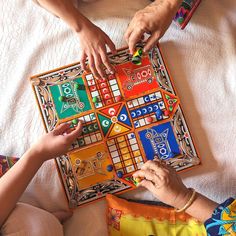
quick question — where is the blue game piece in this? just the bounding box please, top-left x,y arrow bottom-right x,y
155,109 -> 163,117
106,165 -> 113,172
117,171 -> 123,178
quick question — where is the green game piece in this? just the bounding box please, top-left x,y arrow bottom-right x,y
58,96 -> 66,102
74,83 -> 80,90
72,118 -> 78,125
131,56 -> 142,65
92,97 -> 98,103
178,17 -> 184,24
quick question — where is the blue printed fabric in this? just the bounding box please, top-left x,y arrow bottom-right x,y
204,198 -> 236,235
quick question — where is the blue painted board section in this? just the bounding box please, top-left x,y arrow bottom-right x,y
138,122 -> 180,160
118,105 -> 132,127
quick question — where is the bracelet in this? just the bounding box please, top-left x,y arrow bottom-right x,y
175,188 -> 196,213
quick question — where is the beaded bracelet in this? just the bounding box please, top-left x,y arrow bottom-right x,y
175,188 -> 196,213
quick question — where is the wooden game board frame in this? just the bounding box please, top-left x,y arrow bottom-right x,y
30,44 -> 201,208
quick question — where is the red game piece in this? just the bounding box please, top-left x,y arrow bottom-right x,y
115,95 -> 122,102
146,116 -> 153,124
164,110 -> 170,116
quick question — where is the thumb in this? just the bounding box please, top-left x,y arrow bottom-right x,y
53,123 -> 71,135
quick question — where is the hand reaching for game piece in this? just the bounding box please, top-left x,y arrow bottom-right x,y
133,160 -> 191,209
125,0 -> 182,54
77,20 -> 117,79
31,121 -> 82,162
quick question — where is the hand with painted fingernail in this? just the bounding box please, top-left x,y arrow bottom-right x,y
125,0 -> 182,54
133,160 -> 191,209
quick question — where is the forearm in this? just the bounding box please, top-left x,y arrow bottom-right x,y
0,148 -> 43,227
35,0 -> 89,32
174,190 -> 218,222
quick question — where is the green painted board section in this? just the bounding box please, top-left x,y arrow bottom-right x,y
98,113 -> 112,136
49,77 -> 91,120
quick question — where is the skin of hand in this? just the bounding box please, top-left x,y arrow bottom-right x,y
0,122 -> 82,227
31,121 -> 83,162
133,160 -> 191,209
125,0 -> 182,54
77,19 -> 117,79
36,0 -> 116,79
133,160 -> 218,222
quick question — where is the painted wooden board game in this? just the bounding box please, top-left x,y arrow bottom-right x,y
30,44 -> 201,207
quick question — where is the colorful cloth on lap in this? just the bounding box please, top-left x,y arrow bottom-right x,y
204,198 -> 236,236
0,155 -> 19,177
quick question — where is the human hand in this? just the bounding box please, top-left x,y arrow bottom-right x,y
77,20 -> 117,79
133,160 -> 192,209
125,0 -> 182,54
31,121 -> 82,162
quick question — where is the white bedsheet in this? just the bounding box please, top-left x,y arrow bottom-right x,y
0,0 -> 236,235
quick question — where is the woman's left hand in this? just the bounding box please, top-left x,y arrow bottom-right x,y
125,0 -> 182,54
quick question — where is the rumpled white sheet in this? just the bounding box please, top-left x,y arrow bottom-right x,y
0,0 -> 236,235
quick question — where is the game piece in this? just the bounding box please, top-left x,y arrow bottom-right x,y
117,171 -> 123,178
164,110 -> 169,116
72,118 -> 78,125
133,177 -> 143,184
106,164 -> 113,172
115,95 -> 122,102
58,96 -> 66,102
131,47 -> 143,65
146,116 -> 153,124
30,43 -> 201,208
92,97 -> 98,103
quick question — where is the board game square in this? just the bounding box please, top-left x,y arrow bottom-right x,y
96,133 -> 102,141
122,153 -> 131,160
124,159 -> 133,166
139,119 -> 145,127
107,139 -> 115,146
111,151 -> 119,158
112,157 -> 121,164
135,156 -> 143,163
111,85 -> 118,91
127,133 -> 136,139
88,80 -> 95,86
109,145 -> 117,152
91,91 -> 99,97
129,138 -> 137,145
86,74 -> 93,81
84,115 -> 91,122
113,90 -> 121,96
131,144 -> 139,151
132,99 -> 139,107
149,93 -> 156,101
133,150 -> 141,157
120,147 -> 129,155
90,113 -> 96,120
126,165 -> 135,173
84,136 -> 92,145
117,136 -> 125,143
115,163 -> 123,169
134,121 -> 140,128
90,134 -> 97,143
138,97 -> 145,105
109,79 -> 117,85
119,141 -> 127,148
158,101 -> 165,109
136,162 -> 144,169
95,102 -> 102,108
155,91 -> 162,99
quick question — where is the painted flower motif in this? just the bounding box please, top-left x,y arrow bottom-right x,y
108,207 -> 122,231
42,101 -> 53,110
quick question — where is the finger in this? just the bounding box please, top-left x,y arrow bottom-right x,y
143,32 -> 160,53
100,50 -> 115,74
141,160 -> 162,172
88,54 -> 100,79
104,35 -> 117,55
94,54 -> 106,79
133,169 -> 161,184
79,51 -> 87,71
128,29 -> 145,54
65,121 -> 83,142
138,179 -> 157,193
53,123 -> 71,135
124,25 -> 132,43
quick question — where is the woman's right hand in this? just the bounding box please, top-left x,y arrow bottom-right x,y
77,20 -> 117,79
